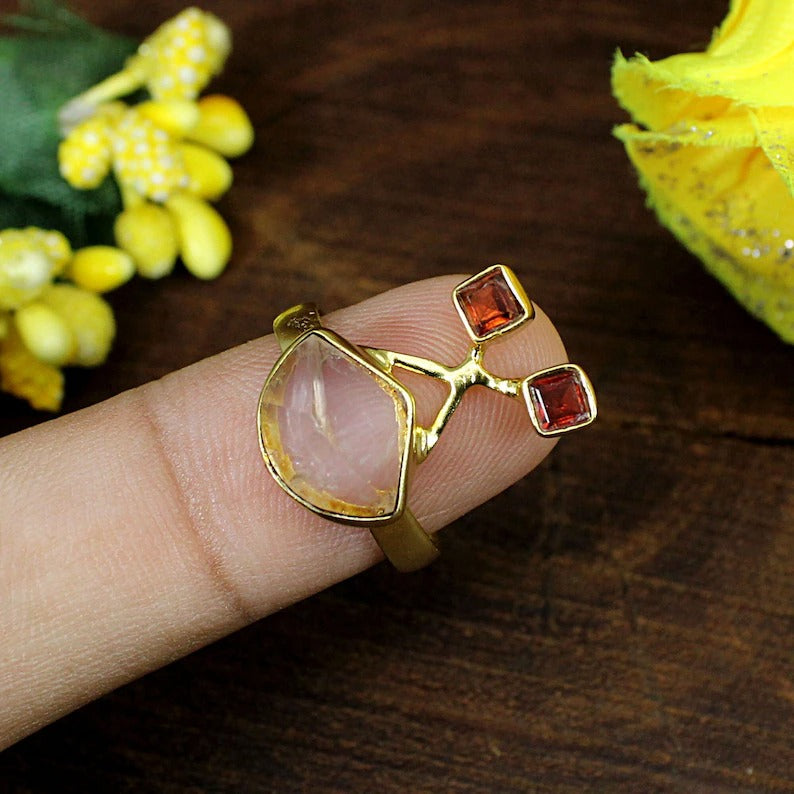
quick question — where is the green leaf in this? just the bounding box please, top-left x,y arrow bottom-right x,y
0,3 -> 137,245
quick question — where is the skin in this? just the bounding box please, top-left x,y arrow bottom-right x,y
0,275 -> 566,750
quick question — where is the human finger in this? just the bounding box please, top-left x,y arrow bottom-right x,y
0,272 -> 568,748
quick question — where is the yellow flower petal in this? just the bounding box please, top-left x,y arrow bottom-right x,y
187,94 -> 254,158
14,302 -> 75,367
39,284 -> 115,367
615,126 -> 794,341
750,106 -> 794,192
137,99 -> 200,137
179,142 -> 233,200
612,51 -> 735,132
68,246 -> 135,293
0,327 -> 64,411
612,0 -> 794,343
165,192 -> 231,279
114,202 -> 179,279
616,2 -> 794,109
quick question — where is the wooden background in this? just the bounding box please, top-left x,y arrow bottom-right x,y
2,0 -> 793,791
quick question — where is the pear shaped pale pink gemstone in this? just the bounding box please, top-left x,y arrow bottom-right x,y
260,334 -> 410,518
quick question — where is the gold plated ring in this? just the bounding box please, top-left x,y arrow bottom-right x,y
257,265 -> 597,572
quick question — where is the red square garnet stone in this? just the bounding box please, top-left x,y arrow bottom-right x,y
528,369 -> 592,433
455,267 -> 528,340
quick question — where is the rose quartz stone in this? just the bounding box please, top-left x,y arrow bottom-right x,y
260,334 -> 410,518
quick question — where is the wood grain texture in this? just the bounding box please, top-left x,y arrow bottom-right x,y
1,0 -> 793,791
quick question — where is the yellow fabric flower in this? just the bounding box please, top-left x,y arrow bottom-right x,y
59,7 -> 230,130
14,302 -> 74,367
612,0 -> 794,343
165,192 -> 232,279
139,7 -> 231,101
0,228 -> 71,310
0,228 -> 121,410
112,108 -> 190,203
68,246 -> 135,293
56,9 -> 254,283
59,95 -> 250,280
0,327 -> 64,412
114,203 -> 179,279
187,94 -> 254,158
1,10 -> 254,410
38,284 -> 115,368
57,113 -> 116,190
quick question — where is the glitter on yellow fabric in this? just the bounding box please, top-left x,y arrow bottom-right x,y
613,0 -> 794,342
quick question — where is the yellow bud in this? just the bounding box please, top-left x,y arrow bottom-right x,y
166,193 -> 231,279
137,99 -> 200,137
179,142 -> 233,200
58,115 -> 114,189
187,95 -> 254,158
68,246 -> 135,293
0,229 -> 57,310
39,284 -> 115,367
115,202 -> 179,279
14,302 -> 75,367
0,327 -> 64,411
0,312 -> 10,339
24,229 -> 72,276
142,8 -> 231,101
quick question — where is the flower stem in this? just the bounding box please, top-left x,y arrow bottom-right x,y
58,60 -> 145,133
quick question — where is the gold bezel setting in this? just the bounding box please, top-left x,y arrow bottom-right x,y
257,328 -> 416,526
521,363 -> 598,437
452,264 -> 535,343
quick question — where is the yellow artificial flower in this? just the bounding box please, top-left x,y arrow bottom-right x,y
613,0 -> 794,343
57,109 -> 119,189
2,9 -> 255,410
187,94 -> 254,158
59,7 -> 230,130
14,301 -> 74,367
38,284 -> 115,368
55,8 -> 254,283
179,141 -> 233,200
165,192 -> 232,279
59,96 -> 251,279
137,99 -> 200,137
0,327 -> 64,412
0,228 -> 121,410
68,246 -> 135,293
0,228 -> 71,310
113,202 -> 179,278
112,107 -> 191,203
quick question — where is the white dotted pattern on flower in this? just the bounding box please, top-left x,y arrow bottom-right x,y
58,115 -> 114,189
24,229 -> 72,275
112,110 -> 189,202
0,230 -> 60,310
139,7 -> 231,101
